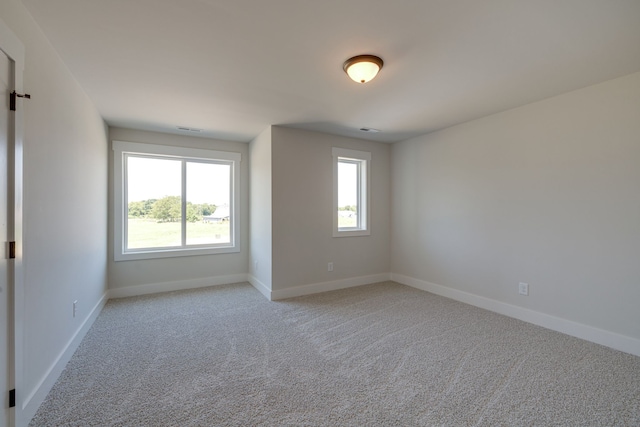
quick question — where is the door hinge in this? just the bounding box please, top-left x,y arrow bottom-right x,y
9,389 -> 15,408
10,90 -> 31,111
8,241 -> 16,259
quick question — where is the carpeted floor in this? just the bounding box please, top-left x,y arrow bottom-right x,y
30,281 -> 640,426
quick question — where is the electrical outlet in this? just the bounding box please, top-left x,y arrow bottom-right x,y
518,282 -> 529,296
328,262 -> 334,272
73,300 -> 78,317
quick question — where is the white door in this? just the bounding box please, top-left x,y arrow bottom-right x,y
0,48 -> 11,427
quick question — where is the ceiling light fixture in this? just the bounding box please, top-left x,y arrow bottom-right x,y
343,55 -> 384,84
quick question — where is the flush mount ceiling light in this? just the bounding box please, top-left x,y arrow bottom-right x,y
343,55 -> 384,83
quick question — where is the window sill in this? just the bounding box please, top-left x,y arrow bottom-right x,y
333,229 -> 371,238
114,245 -> 240,261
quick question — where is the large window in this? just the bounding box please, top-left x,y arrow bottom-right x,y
113,141 -> 241,260
332,147 -> 370,237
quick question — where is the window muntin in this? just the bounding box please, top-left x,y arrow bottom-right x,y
332,147 -> 370,237
114,141 -> 241,260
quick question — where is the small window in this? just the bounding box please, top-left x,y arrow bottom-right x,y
333,147 -> 371,237
113,141 -> 241,261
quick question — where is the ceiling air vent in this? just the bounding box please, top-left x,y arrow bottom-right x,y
177,126 -> 202,133
359,127 -> 380,133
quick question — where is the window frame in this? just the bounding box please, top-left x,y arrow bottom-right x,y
332,147 -> 371,237
113,140 -> 241,261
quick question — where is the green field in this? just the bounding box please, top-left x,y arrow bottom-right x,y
127,218 -> 230,248
128,215 -> 357,249
338,215 -> 357,228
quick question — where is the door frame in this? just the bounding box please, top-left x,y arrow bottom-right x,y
0,16 -> 25,427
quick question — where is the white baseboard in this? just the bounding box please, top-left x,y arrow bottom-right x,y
391,273 -> 640,357
21,291 -> 109,423
108,274 -> 249,299
248,275 -> 272,300
271,273 -> 391,300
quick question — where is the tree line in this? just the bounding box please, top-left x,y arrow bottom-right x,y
129,196 -> 216,223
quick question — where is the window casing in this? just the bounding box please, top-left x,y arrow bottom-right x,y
113,141 -> 241,261
332,147 -> 371,237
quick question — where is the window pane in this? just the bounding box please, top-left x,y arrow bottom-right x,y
338,160 -> 358,228
186,162 -> 231,245
127,156 -> 182,249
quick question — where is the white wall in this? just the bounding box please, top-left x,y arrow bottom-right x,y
0,1 -> 108,423
391,72 -> 640,343
249,127 -> 273,296
3,4 -> 637,423
271,126 -> 390,294
108,128 -> 249,296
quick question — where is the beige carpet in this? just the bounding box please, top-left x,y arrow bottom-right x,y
30,281 -> 640,426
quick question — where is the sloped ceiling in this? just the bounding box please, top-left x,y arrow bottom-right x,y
21,0 -> 640,142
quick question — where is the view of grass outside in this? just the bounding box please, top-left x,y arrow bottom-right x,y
338,204 -> 358,228
127,218 -> 230,249
338,214 -> 357,228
